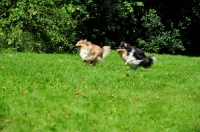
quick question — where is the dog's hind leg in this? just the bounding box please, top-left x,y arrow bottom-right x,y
130,65 -> 138,70
135,65 -> 139,69
91,49 -> 103,66
91,55 -> 103,66
91,59 -> 98,66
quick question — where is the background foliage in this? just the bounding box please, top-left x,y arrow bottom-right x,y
0,0 -> 199,55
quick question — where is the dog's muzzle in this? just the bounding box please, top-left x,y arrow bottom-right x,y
116,49 -> 123,54
75,46 -> 81,50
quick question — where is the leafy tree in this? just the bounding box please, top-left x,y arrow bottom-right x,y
0,0 -> 87,53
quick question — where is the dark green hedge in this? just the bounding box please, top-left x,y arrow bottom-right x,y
0,0 -> 199,55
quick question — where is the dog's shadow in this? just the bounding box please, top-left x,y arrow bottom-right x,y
124,66 -> 154,77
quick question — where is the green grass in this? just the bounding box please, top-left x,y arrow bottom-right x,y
0,51 -> 200,132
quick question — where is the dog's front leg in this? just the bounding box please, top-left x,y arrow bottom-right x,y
125,59 -> 130,65
125,61 -> 128,65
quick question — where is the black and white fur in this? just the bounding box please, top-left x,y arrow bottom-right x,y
118,41 -> 146,60
117,41 -> 156,69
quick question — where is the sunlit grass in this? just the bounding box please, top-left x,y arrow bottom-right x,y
0,51 -> 200,132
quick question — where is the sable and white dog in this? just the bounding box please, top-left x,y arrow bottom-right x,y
117,41 -> 156,69
75,39 -> 111,66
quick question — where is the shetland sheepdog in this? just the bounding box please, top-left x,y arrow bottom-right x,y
116,42 -> 156,69
75,39 -> 111,66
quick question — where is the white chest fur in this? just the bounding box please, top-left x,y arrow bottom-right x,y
79,44 -> 92,60
121,54 -> 128,62
80,49 -> 89,60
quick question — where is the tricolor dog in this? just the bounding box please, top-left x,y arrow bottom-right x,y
117,41 -> 156,69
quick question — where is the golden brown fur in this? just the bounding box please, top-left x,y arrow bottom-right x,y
76,39 -> 111,66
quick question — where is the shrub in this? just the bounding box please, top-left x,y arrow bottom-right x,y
138,9 -> 185,53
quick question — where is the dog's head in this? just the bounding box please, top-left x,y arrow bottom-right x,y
75,39 -> 91,50
118,41 -> 133,52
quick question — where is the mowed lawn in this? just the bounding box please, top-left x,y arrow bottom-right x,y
0,51 -> 200,132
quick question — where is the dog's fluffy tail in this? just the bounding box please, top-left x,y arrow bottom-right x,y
151,56 -> 156,63
139,56 -> 156,68
102,46 -> 111,59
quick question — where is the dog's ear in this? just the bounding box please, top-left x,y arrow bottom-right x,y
84,39 -> 87,42
118,41 -> 125,49
124,43 -> 127,48
86,41 -> 92,46
120,41 -> 125,45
